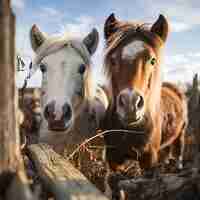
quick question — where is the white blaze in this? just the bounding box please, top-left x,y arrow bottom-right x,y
41,45 -> 85,120
122,40 -> 145,60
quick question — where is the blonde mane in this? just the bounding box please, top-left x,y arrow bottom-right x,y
31,33 -> 91,77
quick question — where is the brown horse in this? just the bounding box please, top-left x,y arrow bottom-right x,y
19,93 -> 42,147
101,14 -> 188,172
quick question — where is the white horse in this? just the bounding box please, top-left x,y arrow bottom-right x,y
29,25 -> 108,154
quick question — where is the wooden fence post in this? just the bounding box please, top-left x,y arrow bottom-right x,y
0,0 -> 19,174
0,1 -> 35,199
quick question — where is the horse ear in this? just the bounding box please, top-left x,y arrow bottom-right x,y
104,13 -> 120,40
30,24 -> 47,52
151,14 -> 169,42
83,28 -> 99,55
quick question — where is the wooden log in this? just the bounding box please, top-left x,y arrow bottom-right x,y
27,143 -> 109,200
115,169 -> 200,200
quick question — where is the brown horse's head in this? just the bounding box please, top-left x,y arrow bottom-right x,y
104,14 -> 169,127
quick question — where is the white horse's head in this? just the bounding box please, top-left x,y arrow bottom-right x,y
30,25 -> 99,131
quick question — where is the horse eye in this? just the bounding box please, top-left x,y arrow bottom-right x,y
150,57 -> 156,66
40,63 -> 47,73
78,64 -> 86,75
29,62 -> 33,69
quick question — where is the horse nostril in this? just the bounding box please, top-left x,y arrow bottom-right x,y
44,102 -> 55,119
63,103 -> 72,120
136,95 -> 144,110
44,106 -> 50,119
118,94 -> 127,108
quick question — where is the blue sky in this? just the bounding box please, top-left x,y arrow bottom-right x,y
12,0 -> 200,87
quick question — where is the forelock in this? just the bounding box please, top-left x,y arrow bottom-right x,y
30,35 -> 91,77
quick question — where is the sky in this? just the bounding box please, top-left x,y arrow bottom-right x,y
11,0 -> 200,87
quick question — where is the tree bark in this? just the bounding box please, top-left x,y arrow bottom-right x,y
0,1 -> 35,199
0,0 -> 19,173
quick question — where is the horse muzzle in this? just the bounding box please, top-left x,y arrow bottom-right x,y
116,88 -> 145,126
44,101 -> 72,131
